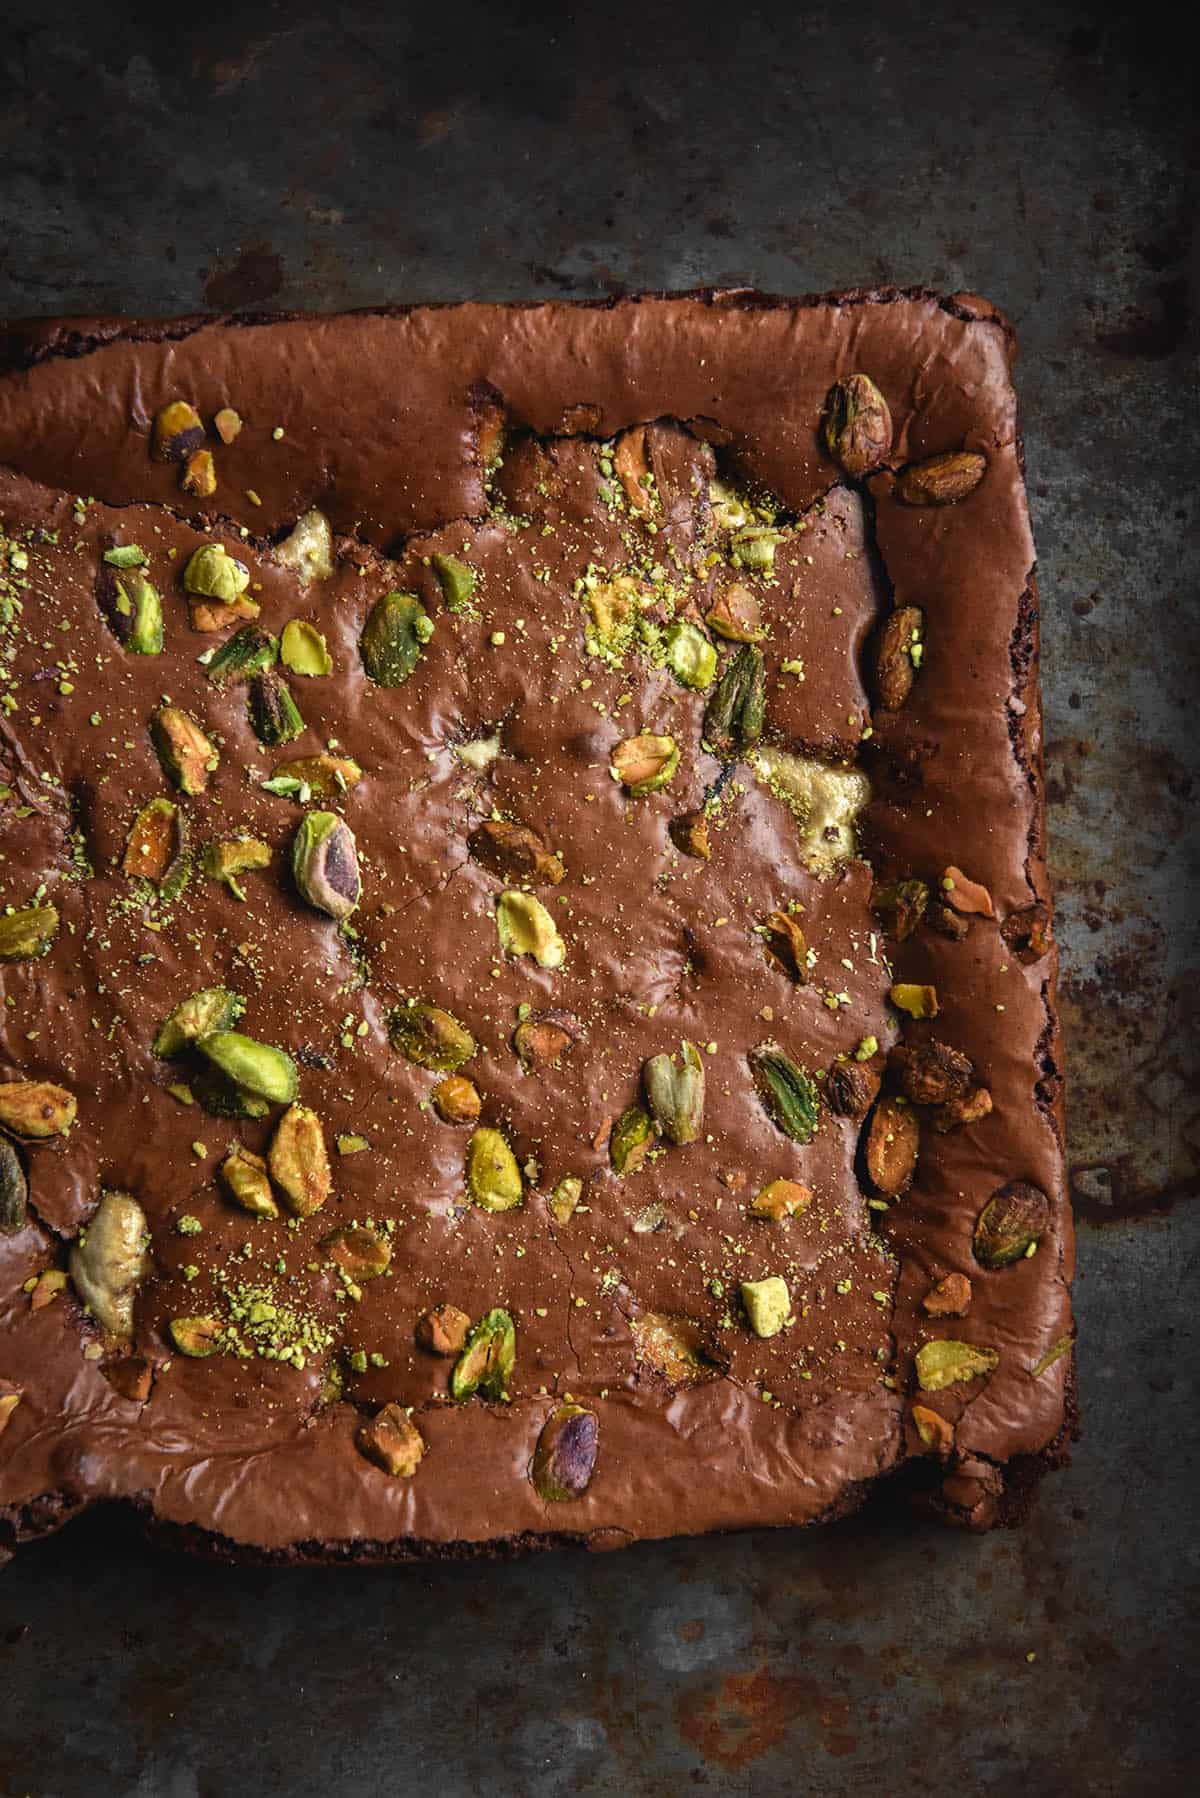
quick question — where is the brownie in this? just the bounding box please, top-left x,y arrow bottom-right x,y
0,289 -> 1073,1563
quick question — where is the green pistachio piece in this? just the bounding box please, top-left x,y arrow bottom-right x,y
548,1174 -> 583,1225
532,1404 -> 599,1501
495,890 -> 566,968
68,1190 -> 149,1339
466,1127 -> 523,1212
665,620 -> 717,690
644,1039 -> 705,1145
274,509 -> 335,584
915,1339 -> 999,1391
748,1043 -> 820,1144
197,1031 -> 299,1105
0,1137 -> 27,1235
431,552 -> 477,611
292,811 -> 361,919
360,591 -> 434,686
703,644 -> 765,758
206,625 -> 278,688
153,988 -> 245,1058
731,525 -> 781,571
610,733 -> 680,795
280,618 -> 333,676
219,1146 -> 278,1218
705,582 -> 765,643
151,704 -> 219,795
182,543 -> 251,601
202,837 -> 271,901
266,754 -> 363,799
741,1275 -> 790,1338
0,903 -> 59,961
0,1080 -> 77,1139
103,543 -> 147,569
450,1307 -> 516,1402
1030,1335 -> 1074,1379
822,373 -> 893,477
249,670 -> 305,746
152,401 -> 205,462
268,1103 -> 332,1217
190,1065 -> 270,1120
973,1182 -> 1051,1269
100,570 -> 163,655
610,1104 -> 655,1175
169,1316 -> 223,1358
388,1001 -> 476,1072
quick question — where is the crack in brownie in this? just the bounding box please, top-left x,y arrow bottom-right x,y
0,290 -> 1073,1562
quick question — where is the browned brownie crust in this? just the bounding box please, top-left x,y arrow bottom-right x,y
0,289 -> 1072,1562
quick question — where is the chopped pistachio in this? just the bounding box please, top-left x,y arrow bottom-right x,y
0,903 -> 59,962
219,1146 -> 278,1218
153,988 -> 245,1058
0,1079 -> 77,1139
431,552 -> 477,611
274,509 -> 335,584
466,1128 -> 523,1212
548,1175 -> 583,1225
360,591 -> 434,685
532,1405 -> 599,1501
741,1276 -> 790,1338
704,644 -> 764,758
68,1190 -> 149,1338
292,811 -> 361,919
268,1105 -> 332,1217
495,890 -> 566,968
202,836 -> 271,901
280,618 -> 333,677
451,1308 -> 516,1402
915,1339 -> 999,1391
388,1002 -> 475,1072
644,1039 -> 705,1145
150,704 -> 218,796
169,1316 -> 223,1358
0,1137 -> 28,1235
610,1104 -> 654,1175
151,400 -> 205,463
748,1044 -> 819,1144
249,670 -> 305,746
183,543 -> 251,602
356,1403 -> 425,1477
665,620 -> 717,690
890,982 -> 939,1019
610,733 -> 679,795
206,625 -> 278,688
197,1031 -> 298,1105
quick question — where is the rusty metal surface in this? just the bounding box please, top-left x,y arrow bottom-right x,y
1,2 -> 1197,1792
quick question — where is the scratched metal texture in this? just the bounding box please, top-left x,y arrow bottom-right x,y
0,2 -> 1196,1793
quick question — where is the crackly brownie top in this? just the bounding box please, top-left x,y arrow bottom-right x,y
0,293 -> 1072,1552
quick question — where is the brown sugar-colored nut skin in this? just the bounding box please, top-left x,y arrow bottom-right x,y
1000,902 -> 1052,962
888,1040 -> 973,1106
974,1180 -> 1051,1268
356,1403 -> 425,1478
932,1087 -> 993,1133
823,373 -> 893,477
941,865 -> 994,916
922,1272 -> 973,1317
468,819 -> 564,885
863,1093 -> 919,1196
122,798 -> 182,883
182,448 -> 217,497
30,1269 -> 67,1310
926,900 -> 969,941
514,1010 -> 580,1071
432,1075 -> 481,1125
669,811 -> 711,860
151,400 -> 205,463
415,1303 -> 472,1356
895,450 -> 987,506
749,1178 -> 813,1221
213,407 -> 242,444
761,910 -> 808,982
322,1225 -> 391,1280
823,1061 -> 880,1120
102,1356 -> 153,1404
189,593 -> 260,632
872,606 -> 924,710
871,878 -> 929,941
911,1403 -> 954,1456
267,1104 -> 331,1217
613,426 -> 651,511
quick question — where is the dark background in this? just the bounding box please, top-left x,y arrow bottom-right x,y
1,2 -> 1197,1793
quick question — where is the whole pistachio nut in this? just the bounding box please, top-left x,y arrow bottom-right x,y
0,903 -> 59,961
514,1009 -> 580,1072
548,1174 -> 583,1225
151,703 -> 218,796
468,819 -> 565,885
169,1316 -> 223,1358
748,1044 -> 820,1144
741,1275 -> 790,1338
198,1031 -> 299,1104
611,733 -> 679,795
388,1001 -> 476,1072
249,670 -> 305,746
183,543 -> 251,601
705,582 -> 765,643
668,810 -> 711,860
644,1039 -> 705,1145
433,1074 -> 482,1125
68,1190 -> 149,1339
206,624 -> 278,688
360,591 -> 434,685
749,1178 -> 812,1221
495,890 -> 566,968
466,1127 -> 523,1212
280,618 -> 333,676
761,909 -> 808,982
822,373 -> 893,477
356,1402 -> 426,1477
665,620 -> 718,690
871,878 -> 930,940
450,1307 -> 516,1402
291,811 -> 361,919
873,605 -> 924,711
864,1094 -> 920,1197
415,1302 -> 472,1355
0,1137 -> 28,1234
731,525 -> 780,571
182,448 -> 217,498
267,753 -> 363,799
532,1404 -> 599,1501
0,1080 -> 77,1139
703,644 -> 765,758
610,1104 -> 655,1175
322,1224 -> 391,1280
632,1312 -> 710,1383
219,1146 -> 278,1218
274,509 -> 335,584
153,987 -> 245,1058
895,450 -> 987,507
151,400 -> 205,463
122,798 -> 183,883
268,1104 -> 331,1217
915,1338 -> 999,1392
974,1181 -> 1050,1268
98,568 -> 163,655
431,552 -> 477,611
202,836 -> 271,901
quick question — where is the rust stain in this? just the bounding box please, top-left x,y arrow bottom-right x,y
675,1665 -> 854,1768
204,244 -> 285,311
